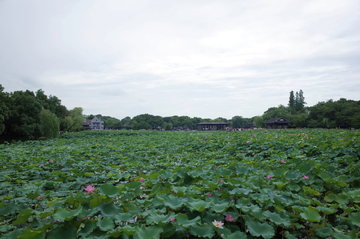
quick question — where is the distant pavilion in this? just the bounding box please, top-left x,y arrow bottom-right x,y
262,117 -> 292,129
197,122 -> 228,131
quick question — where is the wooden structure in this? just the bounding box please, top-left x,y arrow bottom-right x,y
197,122 -> 228,131
263,117 -> 292,129
248,122 -> 256,129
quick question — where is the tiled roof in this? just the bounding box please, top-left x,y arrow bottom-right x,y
263,118 -> 292,124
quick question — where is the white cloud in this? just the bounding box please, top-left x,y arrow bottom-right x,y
0,0 -> 359,119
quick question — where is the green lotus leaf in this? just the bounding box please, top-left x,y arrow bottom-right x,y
0,224 -> 14,233
317,172 -> 330,181
227,231 -> 247,239
176,213 -> 201,228
161,195 -> 185,210
120,225 -> 136,236
348,212 -> 360,227
53,205 -> 82,222
142,208 -> 166,217
99,203 -> 121,218
188,225 -> 215,239
18,228 -> 45,239
114,212 -> 137,223
0,228 -> 22,239
235,165 -> 249,174
284,231 -> 296,239
202,212 -> 224,225
146,212 -> 175,225
296,163 -> 312,174
315,206 -> 337,215
0,202 -> 17,216
243,215 -> 275,239
302,186 -> 321,196
99,184 -> 119,197
188,199 -> 211,212
187,170 -> 203,178
204,181 -> 217,191
13,208 -> 33,225
287,183 -> 301,192
263,211 -> 291,227
210,202 -> 230,214
171,186 -> 187,196
161,223 -> 176,238
347,189 -> 360,197
335,193 -> 349,204
76,177 -> 90,184
332,232 -> 352,239
229,188 -> 252,196
97,216 -> 115,231
133,225 -> 163,239
324,192 -> 337,202
160,171 -> 174,179
315,227 -> 333,238
107,229 -> 122,238
284,171 -> 299,180
214,168 -> 232,177
236,204 -> 251,213
127,181 -> 141,189
47,226 -> 76,239
78,221 -> 96,237
300,209 -> 322,222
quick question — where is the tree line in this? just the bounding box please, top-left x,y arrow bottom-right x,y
86,114 -> 254,131
253,90 -> 360,129
1,85 -> 359,142
0,84 -> 84,141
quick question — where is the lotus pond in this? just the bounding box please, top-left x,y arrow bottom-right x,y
0,129 -> 360,239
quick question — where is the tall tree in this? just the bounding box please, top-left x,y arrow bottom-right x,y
288,91 -> 295,113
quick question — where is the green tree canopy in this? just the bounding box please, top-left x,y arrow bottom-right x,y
40,108 -> 60,138
4,90 -> 43,139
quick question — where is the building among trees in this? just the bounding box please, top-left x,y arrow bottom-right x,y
263,117 -> 292,129
83,116 -> 104,130
197,122 -> 228,130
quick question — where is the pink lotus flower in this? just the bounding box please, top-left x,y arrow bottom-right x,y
207,193 -> 212,197
303,175 -> 309,180
252,153 -> 255,155
219,178 -> 223,184
79,217 -> 91,221
157,156 -> 160,158
49,160 -> 54,163
212,220 -> 224,229
221,234 -> 224,237
37,195 -> 43,199
267,175 -> 273,179
281,160 -> 285,163
246,141 -> 250,143
39,164 -> 44,167
170,218 -> 175,222
225,214 -> 235,222
146,147 -> 148,149
140,178 -> 145,182
84,185 -> 96,195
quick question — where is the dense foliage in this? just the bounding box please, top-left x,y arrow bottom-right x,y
1,129 -> 359,238
0,85 -> 83,141
255,90 -> 360,129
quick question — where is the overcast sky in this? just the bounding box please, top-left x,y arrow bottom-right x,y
1,0 -> 359,120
